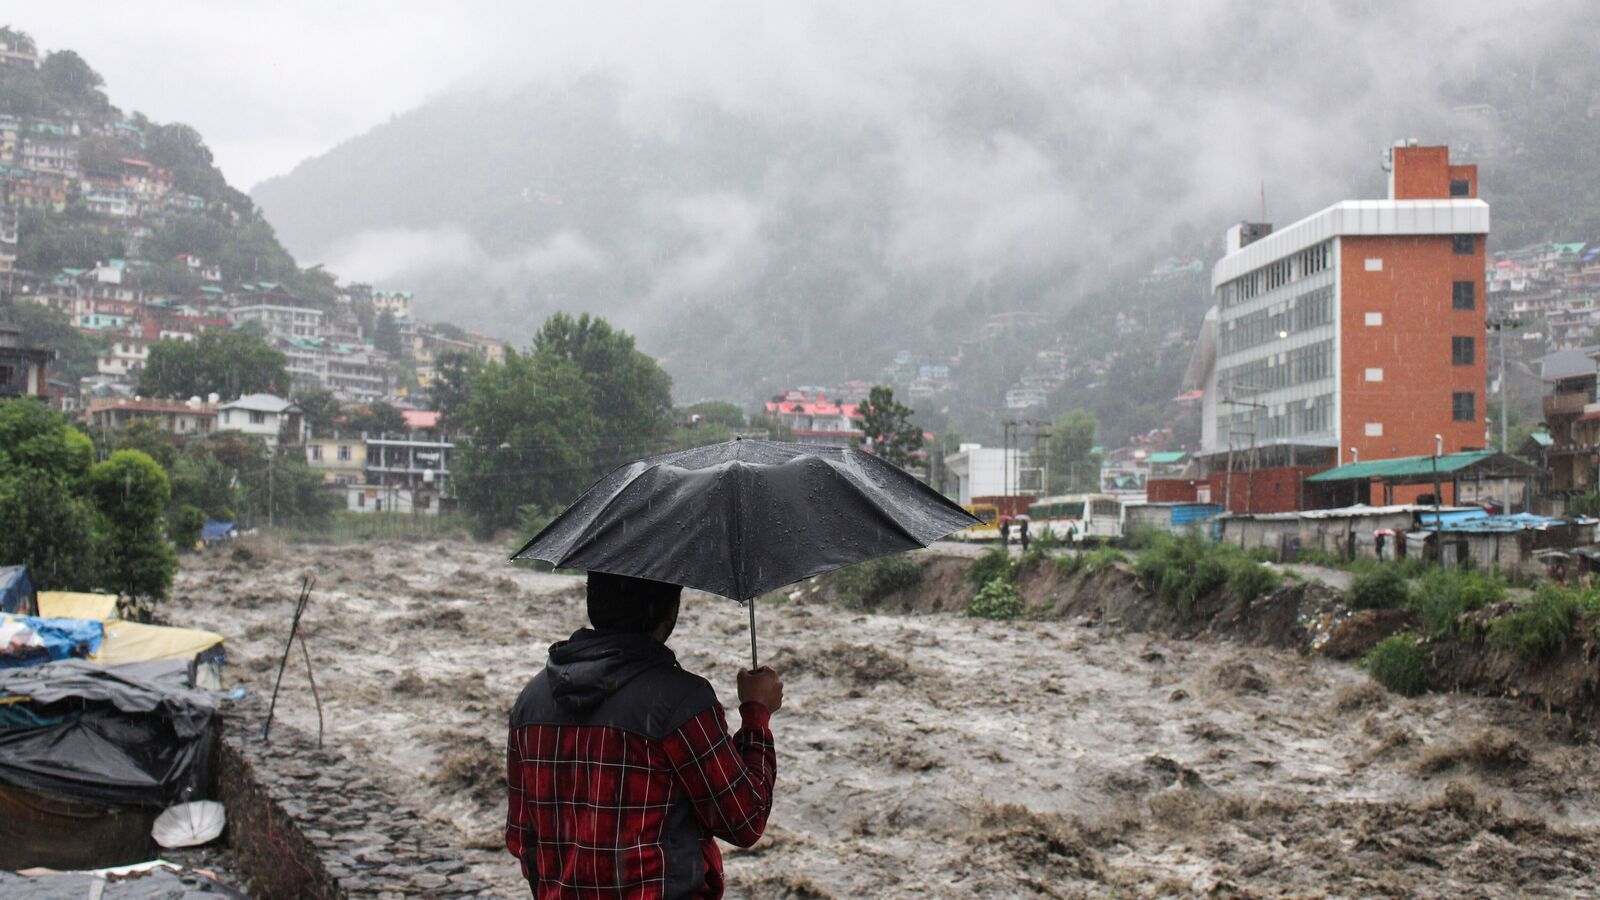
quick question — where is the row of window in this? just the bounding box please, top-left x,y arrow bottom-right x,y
1219,339 -> 1335,394
1220,241 -> 1334,309
1222,394 -> 1336,441
1219,286 -> 1334,354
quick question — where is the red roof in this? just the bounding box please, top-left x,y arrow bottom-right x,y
403,409 -> 441,430
764,399 -> 861,418
89,399 -> 216,416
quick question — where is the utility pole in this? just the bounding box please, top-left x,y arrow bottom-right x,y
1489,317 -> 1521,511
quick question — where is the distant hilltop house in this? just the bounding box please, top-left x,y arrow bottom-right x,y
764,389 -> 863,447
304,408 -> 454,515
86,396 -> 216,438
372,289 -> 413,320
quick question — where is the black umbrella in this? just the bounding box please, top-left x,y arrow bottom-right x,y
512,439 -> 979,665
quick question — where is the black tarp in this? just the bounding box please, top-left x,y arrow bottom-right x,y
0,659 -> 217,809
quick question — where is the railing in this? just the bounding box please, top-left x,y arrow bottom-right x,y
1544,392 -> 1590,417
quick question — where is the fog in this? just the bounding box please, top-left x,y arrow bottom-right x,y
24,0 -> 1583,397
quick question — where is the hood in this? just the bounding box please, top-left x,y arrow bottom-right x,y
545,628 -> 677,714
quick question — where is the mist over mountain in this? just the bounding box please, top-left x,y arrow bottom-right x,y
252,1 -> 1590,407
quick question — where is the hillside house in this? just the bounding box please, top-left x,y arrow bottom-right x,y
85,398 -> 216,437
764,390 -> 864,447
0,325 -> 54,401
218,394 -> 304,448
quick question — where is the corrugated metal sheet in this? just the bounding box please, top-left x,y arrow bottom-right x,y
1171,503 -> 1223,526
1305,451 -> 1498,482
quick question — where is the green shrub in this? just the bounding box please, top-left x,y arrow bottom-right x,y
1119,526 -> 1166,551
1029,525 -> 1066,552
1410,567 -> 1505,637
833,554 -> 922,609
1362,633 -> 1429,696
1347,566 -> 1412,610
1226,557 -> 1282,603
1487,584 -> 1582,660
1054,553 -> 1084,577
965,576 -> 1023,619
967,547 -> 1015,589
167,504 -> 206,551
1132,532 -> 1230,621
1081,545 -> 1128,574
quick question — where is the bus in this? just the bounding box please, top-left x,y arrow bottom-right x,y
1028,494 -> 1124,542
956,503 -> 1001,541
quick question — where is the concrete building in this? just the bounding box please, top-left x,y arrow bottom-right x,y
763,390 -> 864,447
942,444 -> 1023,506
229,302 -> 325,340
85,398 -> 216,437
218,394 -> 304,448
305,435 -> 368,486
0,324 -> 55,401
1183,143 -> 1489,512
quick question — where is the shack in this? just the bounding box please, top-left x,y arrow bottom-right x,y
1416,510 -> 1595,576
1217,504 -> 1451,561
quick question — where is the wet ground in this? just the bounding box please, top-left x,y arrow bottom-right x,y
169,538 -> 1600,898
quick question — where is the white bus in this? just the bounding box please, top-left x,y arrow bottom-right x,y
1028,494 -> 1124,542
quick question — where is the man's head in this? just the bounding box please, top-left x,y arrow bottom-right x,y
586,571 -> 683,642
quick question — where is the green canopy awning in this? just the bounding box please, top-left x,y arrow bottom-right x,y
1306,451 -> 1539,484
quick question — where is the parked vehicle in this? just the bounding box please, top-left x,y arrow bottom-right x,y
1028,493 -> 1124,542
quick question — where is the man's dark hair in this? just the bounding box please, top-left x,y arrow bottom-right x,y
586,571 -> 682,633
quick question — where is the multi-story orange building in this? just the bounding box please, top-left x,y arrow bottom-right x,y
1183,143 -> 1489,511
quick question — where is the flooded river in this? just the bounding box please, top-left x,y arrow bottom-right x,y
169,538 -> 1600,898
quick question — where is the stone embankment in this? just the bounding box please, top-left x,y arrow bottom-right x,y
219,695 -> 492,899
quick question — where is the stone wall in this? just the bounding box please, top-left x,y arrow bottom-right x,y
218,696 -> 491,898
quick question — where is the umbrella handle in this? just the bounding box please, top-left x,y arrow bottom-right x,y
748,598 -> 758,669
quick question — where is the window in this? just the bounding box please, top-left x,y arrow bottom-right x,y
338,445 -> 351,462
357,493 -> 366,508
1365,422 -> 1383,437
1452,336 -> 1475,366
309,445 -> 322,461
1365,312 -> 1383,326
1365,368 -> 1383,382
1452,281 -> 1476,310
1453,234 -> 1475,255
1453,392 -> 1476,421
249,410 -> 266,425
0,365 -> 12,386
1364,258 -> 1383,271
1449,178 -> 1471,197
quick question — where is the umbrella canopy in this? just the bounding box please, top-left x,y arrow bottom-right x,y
152,800 -> 226,848
513,439 -> 979,602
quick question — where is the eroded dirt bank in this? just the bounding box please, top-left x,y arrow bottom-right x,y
169,541 -> 1600,898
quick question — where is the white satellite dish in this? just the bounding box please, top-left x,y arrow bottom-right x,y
152,800 -> 226,848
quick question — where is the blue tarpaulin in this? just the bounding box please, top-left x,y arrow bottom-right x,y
200,520 -> 236,542
0,567 -> 30,614
0,615 -> 104,669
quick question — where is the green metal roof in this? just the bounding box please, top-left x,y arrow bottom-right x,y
1527,432 -> 1552,447
1306,451 -> 1502,482
1146,451 -> 1188,464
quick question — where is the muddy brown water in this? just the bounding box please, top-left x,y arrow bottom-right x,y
169,539 -> 1600,898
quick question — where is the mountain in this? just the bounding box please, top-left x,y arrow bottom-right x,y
253,5 -> 1600,440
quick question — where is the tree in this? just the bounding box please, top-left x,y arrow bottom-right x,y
453,347 -> 601,535
0,399 -> 102,592
113,417 -> 176,470
533,312 -> 673,465
855,385 -> 923,468
87,450 -> 176,600
1046,410 -> 1100,493
347,401 -> 406,437
139,330 -> 289,399
1,299 -> 103,381
429,349 -> 483,421
374,310 -> 403,357
294,389 -> 344,438
41,50 -> 109,112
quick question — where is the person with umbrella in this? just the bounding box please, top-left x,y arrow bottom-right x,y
506,439 -> 977,898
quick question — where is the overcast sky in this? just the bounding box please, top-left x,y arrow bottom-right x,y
20,1 -> 1564,194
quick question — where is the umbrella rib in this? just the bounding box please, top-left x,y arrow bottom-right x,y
510,462 -> 657,564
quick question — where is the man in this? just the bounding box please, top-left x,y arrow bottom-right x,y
507,571 -> 782,898
1018,518 -> 1031,554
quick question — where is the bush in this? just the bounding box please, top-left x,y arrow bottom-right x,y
167,504 -> 206,551
1226,557 -> 1282,604
967,547 -> 1015,589
1363,633 -> 1430,696
833,554 -> 923,609
1487,584 -> 1584,660
1410,567 -> 1505,637
965,577 -> 1023,619
1132,532 -> 1231,621
1347,566 -> 1412,610
1294,548 -> 1346,569
1081,545 -> 1129,574
1054,553 -> 1083,577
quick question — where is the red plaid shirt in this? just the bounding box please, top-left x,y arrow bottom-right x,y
507,700 -> 775,898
